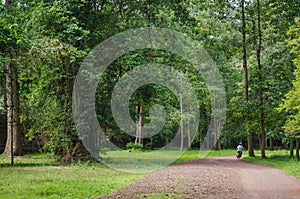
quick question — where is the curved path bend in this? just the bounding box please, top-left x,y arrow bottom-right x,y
101,157 -> 300,199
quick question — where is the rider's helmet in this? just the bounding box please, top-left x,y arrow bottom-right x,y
239,142 -> 242,145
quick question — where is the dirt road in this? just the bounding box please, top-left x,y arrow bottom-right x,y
101,157 -> 300,198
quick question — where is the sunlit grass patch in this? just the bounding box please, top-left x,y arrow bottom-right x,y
243,150 -> 300,179
102,150 -> 183,173
0,153 -> 145,199
101,149 -> 238,172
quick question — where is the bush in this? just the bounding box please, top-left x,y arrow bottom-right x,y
126,142 -> 143,151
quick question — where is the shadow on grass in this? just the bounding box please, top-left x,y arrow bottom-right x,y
0,162 -> 63,168
244,154 -> 299,162
0,156 -> 106,168
0,153 -> 60,167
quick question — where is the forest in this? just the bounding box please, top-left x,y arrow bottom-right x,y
1,0 -> 300,163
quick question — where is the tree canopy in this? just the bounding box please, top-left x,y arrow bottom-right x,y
0,0 -> 299,161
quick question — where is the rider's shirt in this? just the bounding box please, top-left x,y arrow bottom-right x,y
237,145 -> 243,152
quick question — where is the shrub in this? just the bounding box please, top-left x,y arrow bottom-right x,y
126,142 -> 143,151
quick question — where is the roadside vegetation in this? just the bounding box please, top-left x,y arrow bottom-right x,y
0,153 -> 144,199
1,149 -> 298,198
243,150 -> 300,179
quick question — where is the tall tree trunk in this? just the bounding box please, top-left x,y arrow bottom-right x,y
3,57 -> 22,156
269,137 -> 273,150
187,118 -> 191,150
135,104 -> 139,144
296,138 -> 299,161
135,104 -> 143,145
242,0 -> 255,157
290,139 -> 294,158
213,115 -> 219,150
242,0 -> 249,102
257,0 -> 266,158
217,119 -> 221,150
199,129 -> 202,149
213,96 -> 221,150
138,105 -> 142,145
180,80 -> 184,151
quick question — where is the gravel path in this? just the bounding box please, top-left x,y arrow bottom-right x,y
100,157 -> 300,199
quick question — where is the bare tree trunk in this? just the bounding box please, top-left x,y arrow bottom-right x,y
199,130 -> 202,149
213,96 -> 221,150
187,118 -> 191,150
242,0 -> 248,102
247,130 -> 255,155
217,119 -> 221,150
213,117 -> 219,150
3,58 -> 22,156
296,138 -> 299,161
135,104 -> 143,145
138,105 -> 142,145
180,87 -> 184,151
242,0 -> 255,157
135,105 -> 139,144
269,137 -> 273,150
290,139 -> 294,158
257,0 -> 266,159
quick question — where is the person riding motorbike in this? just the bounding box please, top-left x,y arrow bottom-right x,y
236,142 -> 243,159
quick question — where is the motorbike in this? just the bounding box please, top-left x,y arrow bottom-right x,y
236,150 -> 242,159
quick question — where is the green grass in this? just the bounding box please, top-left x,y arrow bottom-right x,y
102,150 -> 183,173
101,149 -> 236,172
0,154 -> 145,199
2,149 -> 297,198
243,150 -> 300,179
174,149 -> 236,163
0,149 -> 236,198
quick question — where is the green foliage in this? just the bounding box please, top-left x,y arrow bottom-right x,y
278,18 -> 300,138
1,0 -> 300,161
126,142 -> 143,151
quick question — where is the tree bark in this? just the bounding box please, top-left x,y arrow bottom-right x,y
242,0 -> 248,102
179,74 -> 184,151
187,118 -> 191,150
296,138 -> 299,161
290,139 -> 294,158
180,93 -> 184,151
135,104 -> 143,145
138,105 -> 142,145
269,137 -> 273,150
242,0 -> 255,157
213,96 -> 221,150
257,0 -> 266,158
213,115 -> 220,150
3,58 -> 22,156
135,105 -> 139,144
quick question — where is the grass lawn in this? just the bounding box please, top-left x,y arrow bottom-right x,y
0,154 -> 145,199
101,149 -> 236,172
1,149 -> 298,198
243,149 -> 300,179
175,149 -> 236,163
0,149 -> 235,198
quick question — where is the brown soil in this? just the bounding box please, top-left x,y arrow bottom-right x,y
100,156 -> 300,199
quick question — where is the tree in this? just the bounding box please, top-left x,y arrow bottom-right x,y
2,0 -> 22,157
256,0 -> 266,158
18,1 -> 93,162
241,0 -> 255,156
278,17 -> 300,160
